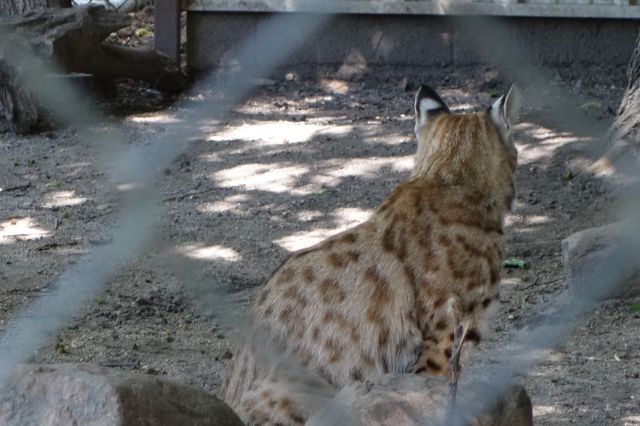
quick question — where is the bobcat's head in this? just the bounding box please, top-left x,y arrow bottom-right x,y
413,84 -> 520,209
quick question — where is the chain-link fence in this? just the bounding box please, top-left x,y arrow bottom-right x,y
1,1 -> 639,424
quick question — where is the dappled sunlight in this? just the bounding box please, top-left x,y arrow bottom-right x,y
623,415 -> 640,425
177,243 -> 241,262
530,402 -> 571,425
0,217 -> 52,244
533,405 -> 558,417
305,94 -> 336,105
504,213 -> 519,228
296,210 -> 324,222
235,101 -> 320,119
207,121 -> 353,146
275,228 -> 342,251
211,163 -> 309,193
289,156 -> 414,195
516,122 -> 592,164
450,103 -> 477,113
210,154 -> 413,197
274,207 -> 374,252
323,156 -> 414,179
500,277 -> 522,287
42,190 -> 87,209
198,194 -> 250,214
362,130 -> 413,145
319,79 -> 351,95
333,207 -> 373,227
127,114 -> 182,124
525,215 -> 552,225
116,182 -> 145,192
504,203 -> 555,232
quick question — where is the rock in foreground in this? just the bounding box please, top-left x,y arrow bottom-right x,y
0,363 -> 243,426
306,374 -> 532,426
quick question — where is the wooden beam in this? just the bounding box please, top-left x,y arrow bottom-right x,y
186,0 -> 640,20
155,0 -> 181,64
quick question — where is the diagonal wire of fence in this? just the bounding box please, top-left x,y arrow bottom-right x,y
0,7 -> 332,387
1,1 -> 639,424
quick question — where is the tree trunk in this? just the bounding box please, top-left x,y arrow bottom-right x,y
593,30 -> 640,173
613,31 -> 640,149
0,5 -> 188,133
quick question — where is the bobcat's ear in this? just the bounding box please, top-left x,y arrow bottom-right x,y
415,85 -> 449,130
490,83 -> 521,131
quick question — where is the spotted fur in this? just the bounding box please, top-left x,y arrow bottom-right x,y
219,84 -> 520,425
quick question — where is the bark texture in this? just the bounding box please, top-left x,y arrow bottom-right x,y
593,29 -> 640,173
0,5 -> 187,133
613,30 -> 640,148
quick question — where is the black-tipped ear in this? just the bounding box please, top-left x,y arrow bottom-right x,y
490,83 -> 521,130
415,85 -> 449,130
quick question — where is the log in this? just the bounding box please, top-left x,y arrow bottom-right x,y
592,29 -> 640,174
0,35 -> 42,133
0,0 -> 70,18
0,5 -> 188,134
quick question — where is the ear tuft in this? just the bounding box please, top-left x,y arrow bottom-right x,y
415,85 -> 449,130
490,83 -> 521,131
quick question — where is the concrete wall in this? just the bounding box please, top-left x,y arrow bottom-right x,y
186,12 -> 639,76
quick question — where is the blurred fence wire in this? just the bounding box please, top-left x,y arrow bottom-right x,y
1,1 -> 639,424
0,8 -> 331,386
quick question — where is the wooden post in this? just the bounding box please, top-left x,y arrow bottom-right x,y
155,0 -> 181,64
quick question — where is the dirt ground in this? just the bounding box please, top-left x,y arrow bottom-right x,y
1,65 -> 639,425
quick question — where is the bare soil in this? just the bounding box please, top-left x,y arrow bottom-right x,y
1,67 -> 638,425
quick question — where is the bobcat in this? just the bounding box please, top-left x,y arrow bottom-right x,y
219,84 -> 520,425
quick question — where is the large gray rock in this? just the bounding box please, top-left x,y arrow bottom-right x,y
306,374 -> 532,426
562,223 -> 640,300
0,363 -> 243,426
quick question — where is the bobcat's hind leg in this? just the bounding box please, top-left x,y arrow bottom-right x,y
239,379 -> 313,426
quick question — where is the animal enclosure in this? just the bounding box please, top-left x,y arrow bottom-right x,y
1,1 -> 639,425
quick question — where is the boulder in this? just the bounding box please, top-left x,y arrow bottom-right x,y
561,223 -> 640,300
0,363 -> 243,426
306,374 -> 532,426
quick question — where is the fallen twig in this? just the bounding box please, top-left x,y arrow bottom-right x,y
99,361 -> 140,369
37,241 -> 78,251
162,187 -> 217,202
0,183 -> 31,193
